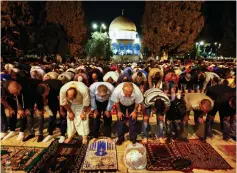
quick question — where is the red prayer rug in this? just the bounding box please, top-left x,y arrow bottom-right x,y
146,139 -> 233,172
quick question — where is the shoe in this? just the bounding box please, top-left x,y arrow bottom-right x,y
0,132 -> 7,140
42,135 -> 53,143
58,136 -> 66,143
37,135 -> 44,142
2,131 -> 16,140
23,134 -> 35,142
17,132 -> 24,141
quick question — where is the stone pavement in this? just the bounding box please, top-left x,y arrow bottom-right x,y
1,113 -> 236,173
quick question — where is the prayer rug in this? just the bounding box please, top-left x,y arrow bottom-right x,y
1,146 -> 43,171
81,138 -> 118,172
26,139 -> 87,173
146,139 -> 232,172
217,145 -> 236,162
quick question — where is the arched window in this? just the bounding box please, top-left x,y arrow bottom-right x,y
119,43 -> 125,55
111,43 -> 119,55
126,43 -> 133,55
133,44 -> 140,55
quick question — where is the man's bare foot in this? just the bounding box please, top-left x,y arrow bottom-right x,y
159,137 -> 166,144
90,138 -> 97,143
82,136 -> 88,144
142,138 -> 148,144
64,137 -> 73,144
107,137 -> 114,143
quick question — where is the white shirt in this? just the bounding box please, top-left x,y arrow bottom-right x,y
103,71 -> 119,82
60,81 -> 90,107
111,82 -> 144,106
89,82 -> 115,111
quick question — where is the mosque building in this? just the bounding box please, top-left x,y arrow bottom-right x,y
109,11 -> 142,61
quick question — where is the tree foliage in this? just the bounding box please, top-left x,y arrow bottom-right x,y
1,1 -> 34,56
85,32 -> 112,60
142,1 -> 204,56
46,1 -> 87,57
218,3 -> 236,57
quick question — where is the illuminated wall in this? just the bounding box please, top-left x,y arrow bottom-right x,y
111,42 -> 140,55
109,30 -> 137,40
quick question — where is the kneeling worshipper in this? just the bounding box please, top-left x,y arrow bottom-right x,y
111,82 -> 143,145
60,81 -> 90,144
89,82 -> 115,143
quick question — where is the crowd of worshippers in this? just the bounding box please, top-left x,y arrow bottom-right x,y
0,58 -> 236,145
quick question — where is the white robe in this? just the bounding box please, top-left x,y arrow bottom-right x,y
67,103 -> 89,137
60,81 -> 90,137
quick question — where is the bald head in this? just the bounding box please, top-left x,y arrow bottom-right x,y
8,81 -> 22,96
66,87 -> 77,101
123,82 -> 134,97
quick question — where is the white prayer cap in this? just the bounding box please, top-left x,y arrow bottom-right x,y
96,67 -> 103,73
123,143 -> 147,170
131,62 -> 137,69
4,63 -> 14,71
77,76 -> 83,82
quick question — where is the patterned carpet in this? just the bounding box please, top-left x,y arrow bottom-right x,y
81,138 -> 118,172
1,146 -> 43,171
146,139 -> 233,172
26,139 -> 87,173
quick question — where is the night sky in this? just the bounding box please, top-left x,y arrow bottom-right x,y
83,1 -> 145,34
83,1 -> 236,43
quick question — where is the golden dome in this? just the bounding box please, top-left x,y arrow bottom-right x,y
109,16 -> 136,32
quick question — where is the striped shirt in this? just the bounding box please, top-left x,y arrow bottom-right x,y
144,88 -> 170,108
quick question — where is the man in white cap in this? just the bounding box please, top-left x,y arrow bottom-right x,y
60,81 -> 90,144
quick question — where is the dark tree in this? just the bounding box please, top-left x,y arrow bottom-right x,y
142,1 -> 204,58
46,1 -> 87,57
1,1 -> 34,56
218,3 -> 236,57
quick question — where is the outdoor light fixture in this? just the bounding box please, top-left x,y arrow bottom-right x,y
214,42 -> 217,45
92,23 -> 107,33
92,24 -> 98,29
101,23 -> 106,29
200,41 -> 204,45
